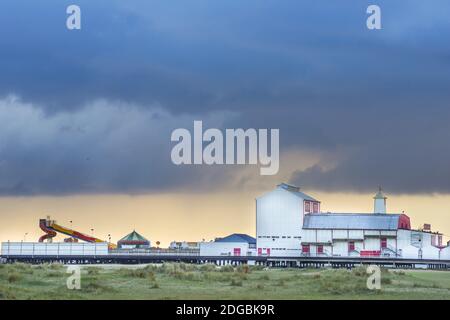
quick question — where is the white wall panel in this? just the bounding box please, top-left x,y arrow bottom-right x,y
364,238 -> 380,250
317,230 -> 332,243
302,230 -> 316,243
421,246 -> 440,260
364,231 -> 381,236
440,247 -> 450,260
332,230 -> 347,239
349,230 -> 364,240
332,241 -> 347,256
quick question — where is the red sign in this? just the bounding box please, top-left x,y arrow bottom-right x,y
360,250 -> 381,257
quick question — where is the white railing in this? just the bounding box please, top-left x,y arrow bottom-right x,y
1,242 -> 109,256
109,249 -> 200,256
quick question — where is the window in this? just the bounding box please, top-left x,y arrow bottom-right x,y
313,202 -> 319,213
305,201 -> 311,213
317,245 -> 324,254
348,241 -> 355,252
302,244 -> 310,253
381,238 -> 387,249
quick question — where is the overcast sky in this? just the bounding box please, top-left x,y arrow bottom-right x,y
1,0 -> 450,196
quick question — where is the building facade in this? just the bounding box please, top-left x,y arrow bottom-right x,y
117,230 -> 150,249
169,241 -> 200,250
199,233 -> 256,257
256,183 -> 320,257
256,183 -> 445,259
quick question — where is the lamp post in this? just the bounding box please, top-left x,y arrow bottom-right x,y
91,228 -> 94,237
23,232 -> 28,242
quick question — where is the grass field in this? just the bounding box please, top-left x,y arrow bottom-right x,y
1,263 -> 450,300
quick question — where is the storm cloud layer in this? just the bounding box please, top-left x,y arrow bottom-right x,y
0,0 -> 450,195
0,96 -> 240,195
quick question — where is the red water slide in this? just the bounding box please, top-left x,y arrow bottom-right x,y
39,218 -> 57,242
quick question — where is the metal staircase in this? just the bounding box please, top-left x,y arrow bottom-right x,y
382,245 -> 400,257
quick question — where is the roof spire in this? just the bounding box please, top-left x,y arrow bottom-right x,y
374,186 -> 387,199
374,186 -> 387,214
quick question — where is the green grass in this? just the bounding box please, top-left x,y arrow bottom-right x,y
0,263 -> 450,300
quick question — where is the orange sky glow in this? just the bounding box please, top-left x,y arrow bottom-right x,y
1,190 -> 449,246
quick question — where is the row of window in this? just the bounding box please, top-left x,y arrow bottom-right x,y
431,234 -> 443,247
259,248 -> 299,251
301,238 -> 389,253
258,236 -> 301,239
304,201 -> 320,213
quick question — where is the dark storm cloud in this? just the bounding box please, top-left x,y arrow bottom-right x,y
288,105 -> 450,194
4,0 -> 447,113
0,97 -> 238,195
0,0 -> 450,195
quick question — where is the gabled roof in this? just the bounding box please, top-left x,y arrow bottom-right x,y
215,233 -> 256,244
118,230 -> 149,244
277,183 -> 319,202
303,213 -> 402,230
